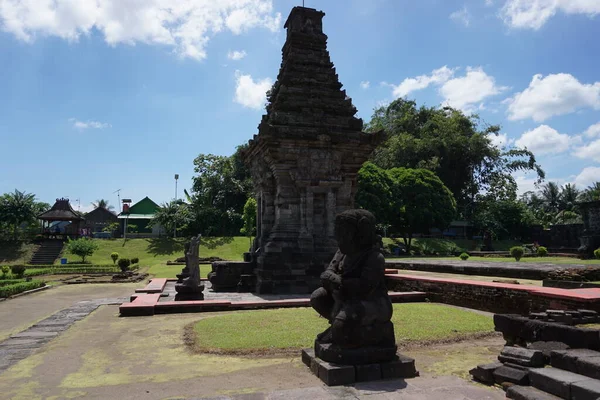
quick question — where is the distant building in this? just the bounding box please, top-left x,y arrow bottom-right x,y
117,196 -> 164,237
82,206 -> 118,236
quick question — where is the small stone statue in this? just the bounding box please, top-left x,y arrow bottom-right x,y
176,241 -> 191,283
310,209 -> 396,364
175,235 -> 204,300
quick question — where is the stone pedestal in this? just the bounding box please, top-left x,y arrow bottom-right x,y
302,348 -> 418,386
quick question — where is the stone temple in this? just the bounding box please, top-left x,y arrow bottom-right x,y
240,6 -> 384,294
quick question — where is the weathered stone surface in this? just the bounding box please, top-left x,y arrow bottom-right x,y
550,348 -> 600,372
469,362 -> 503,384
499,346 -> 545,367
314,341 -> 397,366
175,236 -> 204,299
380,354 -> 418,379
529,367 -> 591,399
301,348 -> 314,367
355,364 -> 381,382
506,385 -> 562,400
527,341 -> 570,362
493,365 -> 530,385
575,356 -> 600,380
315,359 -> 355,386
571,378 -> 600,400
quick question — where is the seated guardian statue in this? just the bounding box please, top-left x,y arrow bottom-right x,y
310,209 -> 395,351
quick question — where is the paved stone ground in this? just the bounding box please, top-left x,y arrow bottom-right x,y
159,280 -> 310,303
0,297 -> 126,373
192,376 -> 504,399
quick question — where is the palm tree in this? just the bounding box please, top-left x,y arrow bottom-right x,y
91,199 -> 114,211
0,189 -> 37,240
580,182 -> 600,202
540,182 -> 561,214
559,183 -> 580,212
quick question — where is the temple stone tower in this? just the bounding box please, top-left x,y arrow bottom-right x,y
242,6 -> 384,294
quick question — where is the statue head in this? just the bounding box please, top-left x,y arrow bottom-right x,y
334,209 -> 377,255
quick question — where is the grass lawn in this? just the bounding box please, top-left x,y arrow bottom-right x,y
383,237 -> 521,253
193,304 -> 494,352
148,264 -> 213,279
401,256 -> 600,265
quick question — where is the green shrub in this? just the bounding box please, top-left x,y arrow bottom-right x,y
10,265 -> 26,278
111,252 -> 119,265
1,265 -> 10,278
0,280 -> 45,298
131,257 -> 139,265
24,267 -> 119,276
595,248 -> 600,259
0,279 -> 26,286
118,258 -> 131,272
537,246 -> 548,257
459,252 -> 469,260
66,237 -> 99,263
510,246 -> 525,261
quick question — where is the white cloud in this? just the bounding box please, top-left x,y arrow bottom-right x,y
485,0 -> 494,6
515,173 -> 540,195
574,139 -> 600,163
0,0 -> 281,61
575,166 -> 600,187
439,66 -> 508,112
450,6 -> 471,26
391,66 -> 455,98
585,122 -> 600,138
506,73 -> 600,122
515,124 -> 572,155
501,0 -> 600,30
234,71 -> 272,110
488,133 -> 513,148
360,81 -> 370,89
227,50 -> 247,60
69,118 -> 111,130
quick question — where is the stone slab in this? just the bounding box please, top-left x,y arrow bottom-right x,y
575,356 -> 600,380
301,348 -> 314,367
469,362 -> 503,385
355,363 -> 381,382
529,367 -> 591,399
499,346 -> 545,367
135,278 -> 168,293
10,331 -> 59,339
119,293 -> 160,316
506,385 -> 562,400
527,341 -> 570,362
316,359 -> 355,386
571,378 -> 600,400
493,365 -> 529,385
380,354 -> 418,379
550,349 -> 600,372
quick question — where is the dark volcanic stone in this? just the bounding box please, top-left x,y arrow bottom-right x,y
506,385 -> 562,400
529,367 -> 591,399
527,341 -> 570,362
575,356 -> 600,380
550,349 -> 600,372
301,348 -> 314,367
314,341 -> 397,365
469,362 -> 503,385
315,359 -> 355,386
571,379 -> 600,400
493,365 -> 530,385
380,354 -> 418,379
499,346 -> 545,367
355,363 -> 381,382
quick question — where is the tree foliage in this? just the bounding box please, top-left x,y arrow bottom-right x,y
91,199 -> 114,211
365,99 -> 545,217
0,190 -> 48,240
240,197 -> 257,239
187,145 -> 252,236
356,163 -> 456,250
66,237 -> 99,263
149,200 -> 190,237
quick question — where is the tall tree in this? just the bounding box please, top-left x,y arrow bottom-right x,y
365,99 -> 544,217
0,190 -> 37,240
559,183 -> 580,212
149,200 -> 190,237
580,182 -> 600,202
540,182 -> 561,214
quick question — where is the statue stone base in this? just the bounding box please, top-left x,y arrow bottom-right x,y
302,348 -> 418,386
174,235 -> 204,301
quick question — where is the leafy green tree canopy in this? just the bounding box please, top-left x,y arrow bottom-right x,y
66,237 -> 99,263
365,99 -> 545,216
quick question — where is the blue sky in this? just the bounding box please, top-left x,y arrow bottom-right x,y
1,0 -> 599,213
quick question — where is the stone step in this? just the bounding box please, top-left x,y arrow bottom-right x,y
499,346 -> 545,367
529,367 -> 599,399
550,349 -> 600,380
506,385 -> 562,400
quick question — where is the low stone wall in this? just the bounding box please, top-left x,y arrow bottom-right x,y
387,275 -> 600,314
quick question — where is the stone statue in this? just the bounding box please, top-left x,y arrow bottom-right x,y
176,241 -> 191,283
310,209 -> 396,364
175,235 -> 204,300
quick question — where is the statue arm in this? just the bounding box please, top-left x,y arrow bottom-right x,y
343,251 -> 384,297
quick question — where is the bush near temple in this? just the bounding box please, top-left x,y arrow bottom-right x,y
66,237 -> 99,263
537,246 -> 548,257
118,258 -> 131,272
510,246 -> 524,261
110,252 -> 119,264
595,248 -> 600,259
459,253 -> 469,260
